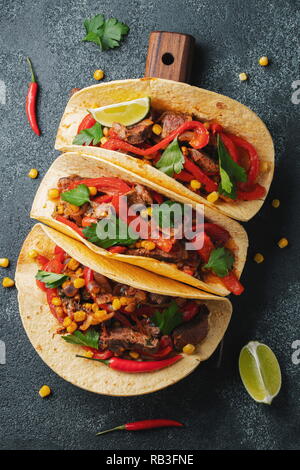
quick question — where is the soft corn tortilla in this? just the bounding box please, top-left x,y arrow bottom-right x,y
31,152 -> 248,296
15,224 -> 232,396
55,78 -> 274,222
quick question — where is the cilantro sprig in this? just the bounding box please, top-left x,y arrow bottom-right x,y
217,135 -> 247,199
155,138 -> 184,177
63,329 -> 100,349
61,184 -> 90,207
203,247 -> 234,277
152,301 -> 183,335
35,271 -> 69,288
83,217 -> 138,249
73,122 -> 103,146
82,14 -> 129,51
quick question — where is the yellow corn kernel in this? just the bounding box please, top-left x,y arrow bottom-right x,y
93,69 -> 104,81
75,267 -> 84,276
183,344 -> 196,355
141,207 -> 153,218
28,249 -> 38,259
120,296 -> 129,306
140,240 -> 156,251
73,278 -> 85,289
207,191 -> 219,203
51,296 -> 62,306
112,298 -> 122,311
48,188 -> 60,200
100,137 -> 108,145
28,168 -> 39,179
68,204 -> 80,213
0,258 -> 9,268
259,56 -> 269,66
94,309 -> 108,321
2,277 -> 14,288
56,204 -> 64,215
63,317 -> 72,327
239,72 -> 248,81
259,161 -> 269,173
272,199 -> 280,208
181,146 -> 188,156
129,351 -> 140,359
68,258 -> 80,271
39,385 -> 51,398
88,186 -> 97,196
152,124 -> 162,135
83,303 -> 93,310
278,237 -> 288,249
254,253 -> 264,264
67,322 -> 78,333
103,127 -> 109,136
84,350 -> 94,358
135,241 -> 142,248
74,310 -> 87,322
190,179 -> 202,190
92,303 -> 99,313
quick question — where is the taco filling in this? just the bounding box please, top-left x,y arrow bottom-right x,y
35,245 -> 210,363
49,175 -> 244,295
73,103 -> 268,203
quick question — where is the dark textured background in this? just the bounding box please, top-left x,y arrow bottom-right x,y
0,0 -> 299,451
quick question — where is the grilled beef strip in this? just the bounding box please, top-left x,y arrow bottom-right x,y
159,111 -> 192,138
127,184 -> 153,206
112,119 -> 153,145
172,305 -> 209,351
188,149 -> 219,174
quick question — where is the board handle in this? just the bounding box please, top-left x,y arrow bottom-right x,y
144,31 -> 195,83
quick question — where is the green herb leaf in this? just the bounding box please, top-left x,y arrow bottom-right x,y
62,329 -> 100,349
152,200 -> 184,229
82,14 -> 129,51
73,122 -> 103,146
152,301 -> 183,335
203,247 -> 234,277
217,135 -> 247,199
35,271 -> 69,288
61,184 -> 90,207
155,138 -> 184,177
83,217 -> 138,249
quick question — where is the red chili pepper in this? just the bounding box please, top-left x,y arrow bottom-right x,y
94,350 -> 114,360
220,272 -> 244,295
77,114 -> 97,134
108,246 -> 127,254
139,345 -> 174,359
184,157 -> 218,193
226,133 -> 259,185
66,177 -> 131,195
182,302 -> 199,322
55,215 -> 85,237
76,354 -> 182,372
237,183 -> 266,200
174,170 -> 194,183
220,133 -> 239,163
26,58 -> 40,136
96,419 -> 184,435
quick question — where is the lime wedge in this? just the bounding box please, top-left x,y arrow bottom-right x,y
239,341 -> 281,404
88,97 -> 150,127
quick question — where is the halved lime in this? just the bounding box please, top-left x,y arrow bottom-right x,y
88,97 -> 150,127
239,341 -> 281,404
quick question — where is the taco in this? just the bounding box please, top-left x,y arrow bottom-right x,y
31,152 -> 248,296
55,78 -> 274,222
15,224 -> 232,396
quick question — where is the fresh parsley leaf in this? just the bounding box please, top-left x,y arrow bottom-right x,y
203,247 -> 234,277
152,200 -> 184,229
73,122 -> 103,146
155,138 -> 184,177
83,217 -> 138,249
35,271 -> 69,288
61,184 -> 90,207
62,329 -> 100,349
82,14 -> 129,51
217,134 -> 247,199
152,301 -> 183,335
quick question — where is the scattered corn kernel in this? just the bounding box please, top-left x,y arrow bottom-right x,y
2,277 -> 14,288
93,69 -> 104,81
259,161 -> 269,173
100,137 -> 108,145
51,296 -> 62,306
103,127 -> 109,136
112,298 -> 122,311
239,72 -> 248,81
278,237 -> 288,249
254,253 -> 264,264
67,321 -> 78,333
207,191 -> 219,203
129,351 -> 140,359
56,204 -> 64,215
84,350 -> 94,358
48,188 -> 60,200
140,240 -> 156,251
28,249 -> 38,259
68,258 -> 80,271
152,124 -> 162,135
259,56 -> 269,66
39,385 -> 51,398
272,199 -> 280,208
28,168 -> 39,179
0,258 -> 9,268
190,179 -> 202,190
88,186 -> 97,196
183,344 -> 195,355
74,310 -> 87,322
63,317 -> 72,327
73,278 -> 85,289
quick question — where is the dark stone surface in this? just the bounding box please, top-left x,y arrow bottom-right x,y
0,0 -> 299,451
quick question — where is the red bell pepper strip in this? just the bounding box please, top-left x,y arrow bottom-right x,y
26,58 -> 40,136
77,114 -> 97,133
182,302 -> 199,322
38,255 -> 65,321
184,157 -> 218,193
210,123 -> 223,134
203,223 -> 230,246
220,272 -> 244,295
55,215 -> 85,237
226,134 -> 259,185
196,232 -> 215,263
65,177 -> 132,195
174,170 -> 194,183
237,183 -> 266,200
36,254 -> 49,266
96,419 -> 183,435
108,246 -> 127,254
83,266 -> 94,284
76,354 -> 182,372
220,133 -> 239,163
92,195 -> 113,204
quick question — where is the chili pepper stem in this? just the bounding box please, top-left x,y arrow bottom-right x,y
76,354 -> 109,365
96,425 -> 126,436
26,57 -> 36,82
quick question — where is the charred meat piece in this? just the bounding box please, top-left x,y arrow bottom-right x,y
61,296 -> 81,315
93,272 -> 112,293
159,111 -> 192,138
112,119 -> 153,145
57,175 -> 83,192
60,202 -> 90,226
172,306 -> 209,351
112,283 -> 147,303
148,293 -> 169,305
126,242 -> 189,263
188,149 -> 219,174
127,184 -> 153,206
99,319 -> 160,354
